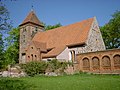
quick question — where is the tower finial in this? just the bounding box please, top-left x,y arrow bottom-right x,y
31,0 -> 34,11
31,4 -> 34,11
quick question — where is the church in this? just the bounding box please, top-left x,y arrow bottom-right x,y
19,11 -> 106,63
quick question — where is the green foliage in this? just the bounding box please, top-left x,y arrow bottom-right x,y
21,61 -> 47,76
45,23 -> 62,30
5,27 -> 19,65
46,59 -> 67,73
0,34 -> 5,69
0,2 -> 12,69
101,11 -> 120,49
0,2 -> 11,34
0,78 -> 31,90
20,59 -> 68,76
47,59 -> 61,71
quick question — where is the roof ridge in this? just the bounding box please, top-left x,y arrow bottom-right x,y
43,17 -> 94,33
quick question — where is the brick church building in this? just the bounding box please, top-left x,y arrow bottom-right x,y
19,11 -> 106,63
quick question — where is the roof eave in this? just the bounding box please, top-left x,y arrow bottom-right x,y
19,21 -> 44,27
42,55 -> 57,59
67,42 -> 86,47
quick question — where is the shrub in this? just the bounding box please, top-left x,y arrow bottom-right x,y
20,59 -> 68,76
46,59 -> 68,74
20,61 -> 47,76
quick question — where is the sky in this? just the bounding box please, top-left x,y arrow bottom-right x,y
2,0 -> 120,27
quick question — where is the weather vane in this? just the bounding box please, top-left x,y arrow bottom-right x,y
31,0 -> 34,11
31,5 -> 34,11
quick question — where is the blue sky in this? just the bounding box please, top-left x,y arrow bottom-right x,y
3,0 -> 120,27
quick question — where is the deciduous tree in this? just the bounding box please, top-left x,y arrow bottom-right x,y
101,11 -> 120,49
0,34 -> 4,69
45,23 -> 62,31
0,2 -> 11,35
5,28 -> 19,64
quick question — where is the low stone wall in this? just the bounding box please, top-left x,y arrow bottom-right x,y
0,65 -> 26,77
76,49 -> 120,74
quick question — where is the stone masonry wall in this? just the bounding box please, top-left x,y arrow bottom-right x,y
69,17 -> 105,55
19,23 -> 44,63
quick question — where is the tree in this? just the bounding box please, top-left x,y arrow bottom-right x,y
5,28 -> 19,64
0,2 -> 11,35
101,11 -> 120,49
0,34 -> 4,69
0,2 -> 12,69
45,23 -> 62,31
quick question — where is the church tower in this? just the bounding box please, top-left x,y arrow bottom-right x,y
19,11 -> 44,63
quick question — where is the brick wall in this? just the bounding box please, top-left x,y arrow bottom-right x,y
76,49 -> 120,74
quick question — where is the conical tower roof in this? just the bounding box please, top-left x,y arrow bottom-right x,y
20,11 -> 44,26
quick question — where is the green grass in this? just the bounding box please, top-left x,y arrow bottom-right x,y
0,74 -> 120,90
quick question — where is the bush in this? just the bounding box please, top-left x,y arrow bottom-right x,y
20,59 -> 68,76
46,59 -> 68,74
20,61 -> 47,76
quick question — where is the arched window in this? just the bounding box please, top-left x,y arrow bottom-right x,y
113,55 -> 120,67
82,58 -> 90,70
31,54 -> 33,61
92,57 -> 100,70
35,55 -> 37,60
102,56 -> 111,70
102,56 -> 111,67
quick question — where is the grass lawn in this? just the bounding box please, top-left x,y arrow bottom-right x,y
0,74 -> 120,90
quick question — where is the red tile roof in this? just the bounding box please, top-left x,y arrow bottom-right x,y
33,41 -> 47,52
42,46 -> 66,58
33,17 -> 94,58
20,11 -> 44,26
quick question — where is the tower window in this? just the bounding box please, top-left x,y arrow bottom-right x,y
23,35 -> 25,42
23,27 -> 26,32
24,28 -> 26,32
23,35 -> 25,38
23,40 -> 25,42
35,27 -> 38,32
31,31 -> 35,37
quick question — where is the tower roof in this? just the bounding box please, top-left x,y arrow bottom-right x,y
20,11 -> 44,26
